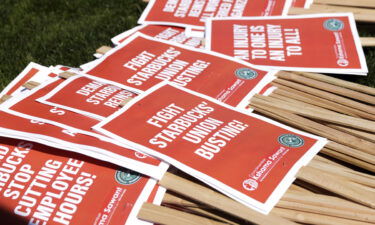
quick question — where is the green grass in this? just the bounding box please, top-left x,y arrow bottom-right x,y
0,0 -> 374,89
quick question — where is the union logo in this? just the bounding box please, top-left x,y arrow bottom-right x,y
235,68 -> 258,80
115,169 -> 141,185
323,19 -> 344,31
278,134 -> 305,148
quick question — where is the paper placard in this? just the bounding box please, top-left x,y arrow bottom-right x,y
37,75 -> 137,120
205,13 -> 368,75
138,0 -> 292,29
94,82 -> 327,214
0,110 -> 168,179
0,137 -> 159,225
82,33 -> 275,108
112,25 -> 204,49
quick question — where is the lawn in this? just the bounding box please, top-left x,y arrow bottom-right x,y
0,0 -> 374,89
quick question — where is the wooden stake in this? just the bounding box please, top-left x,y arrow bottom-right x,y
292,71 -> 375,96
158,172 -> 298,225
327,124 -> 375,143
314,0 -> 375,9
297,166 -> 375,208
272,207 -> 374,225
252,94 -> 375,133
119,98 -> 134,107
0,95 -> 12,104
138,202 -> 228,225
361,37 -> 375,47
96,45 -> 112,55
272,79 -> 375,115
276,71 -> 375,105
288,5 -> 375,23
22,81 -> 40,90
272,83 -> 375,120
59,71 -> 76,79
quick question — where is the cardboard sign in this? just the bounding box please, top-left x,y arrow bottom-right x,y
82,33 -> 275,108
112,25 -> 204,49
138,0 -> 292,29
206,14 -> 368,75
37,75 -> 138,120
0,137 -> 162,225
94,82 -> 327,214
0,110 -> 168,179
0,77 -> 169,179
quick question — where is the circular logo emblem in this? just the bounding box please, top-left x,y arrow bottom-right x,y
235,68 -> 258,80
337,58 -> 349,67
243,179 -> 258,191
115,169 -> 141,185
324,19 -> 344,31
278,134 -> 304,148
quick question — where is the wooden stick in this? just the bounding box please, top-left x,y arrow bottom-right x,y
292,71 -> 375,96
327,124 -> 375,143
158,172 -> 298,225
361,37 -> 375,47
272,207 -> 375,225
272,83 -> 375,120
96,45 -> 112,55
277,200 -> 375,223
252,94 -> 375,133
308,160 -> 375,188
288,5 -> 375,23
272,79 -> 375,115
282,191 -> 375,213
250,101 -> 375,156
296,166 -> 375,208
321,147 -> 375,172
251,105 -> 375,170
0,95 -> 12,104
59,71 -> 76,79
22,81 -> 40,90
138,202 -> 228,225
276,71 -> 375,105
314,0 -> 375,9
162,193 -> 241,224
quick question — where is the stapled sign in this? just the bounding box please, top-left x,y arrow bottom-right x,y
0,137 -> 160,225
94,82 -> 327,214
138,0 -> 293,29
206,13 -> 368,75
82,33 -> 276,108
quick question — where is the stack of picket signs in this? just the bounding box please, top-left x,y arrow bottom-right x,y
1,0 -> 375,224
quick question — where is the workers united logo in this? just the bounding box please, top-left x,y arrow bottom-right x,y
323,19 -> 344,31
243,178 -> 258,191
235,68 -> 258,80
278,134 -> 305,148
115,169 -> 141,185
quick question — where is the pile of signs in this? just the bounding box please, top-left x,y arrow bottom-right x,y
0,0 -> 374,224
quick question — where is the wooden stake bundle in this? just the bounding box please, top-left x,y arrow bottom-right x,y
313,0 -> 375,9
288,5 -> 375,23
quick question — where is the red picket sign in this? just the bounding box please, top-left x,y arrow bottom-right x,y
292,0 -> 311,8
138,0 -> 292,29
206,13 -> 368,75
37,75 -> 137,120
0,137 -> 161,225
112,24 -> 204,49
94,82 -> 327,214
82,33 -> 275,108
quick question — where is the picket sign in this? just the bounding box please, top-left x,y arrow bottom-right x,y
205,14 -> 368,75
138,0 -> 292,30
82,33 -> 277,109
313,0 -> 375,9
0,136 -> 161,225
288,5 -> 375,23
